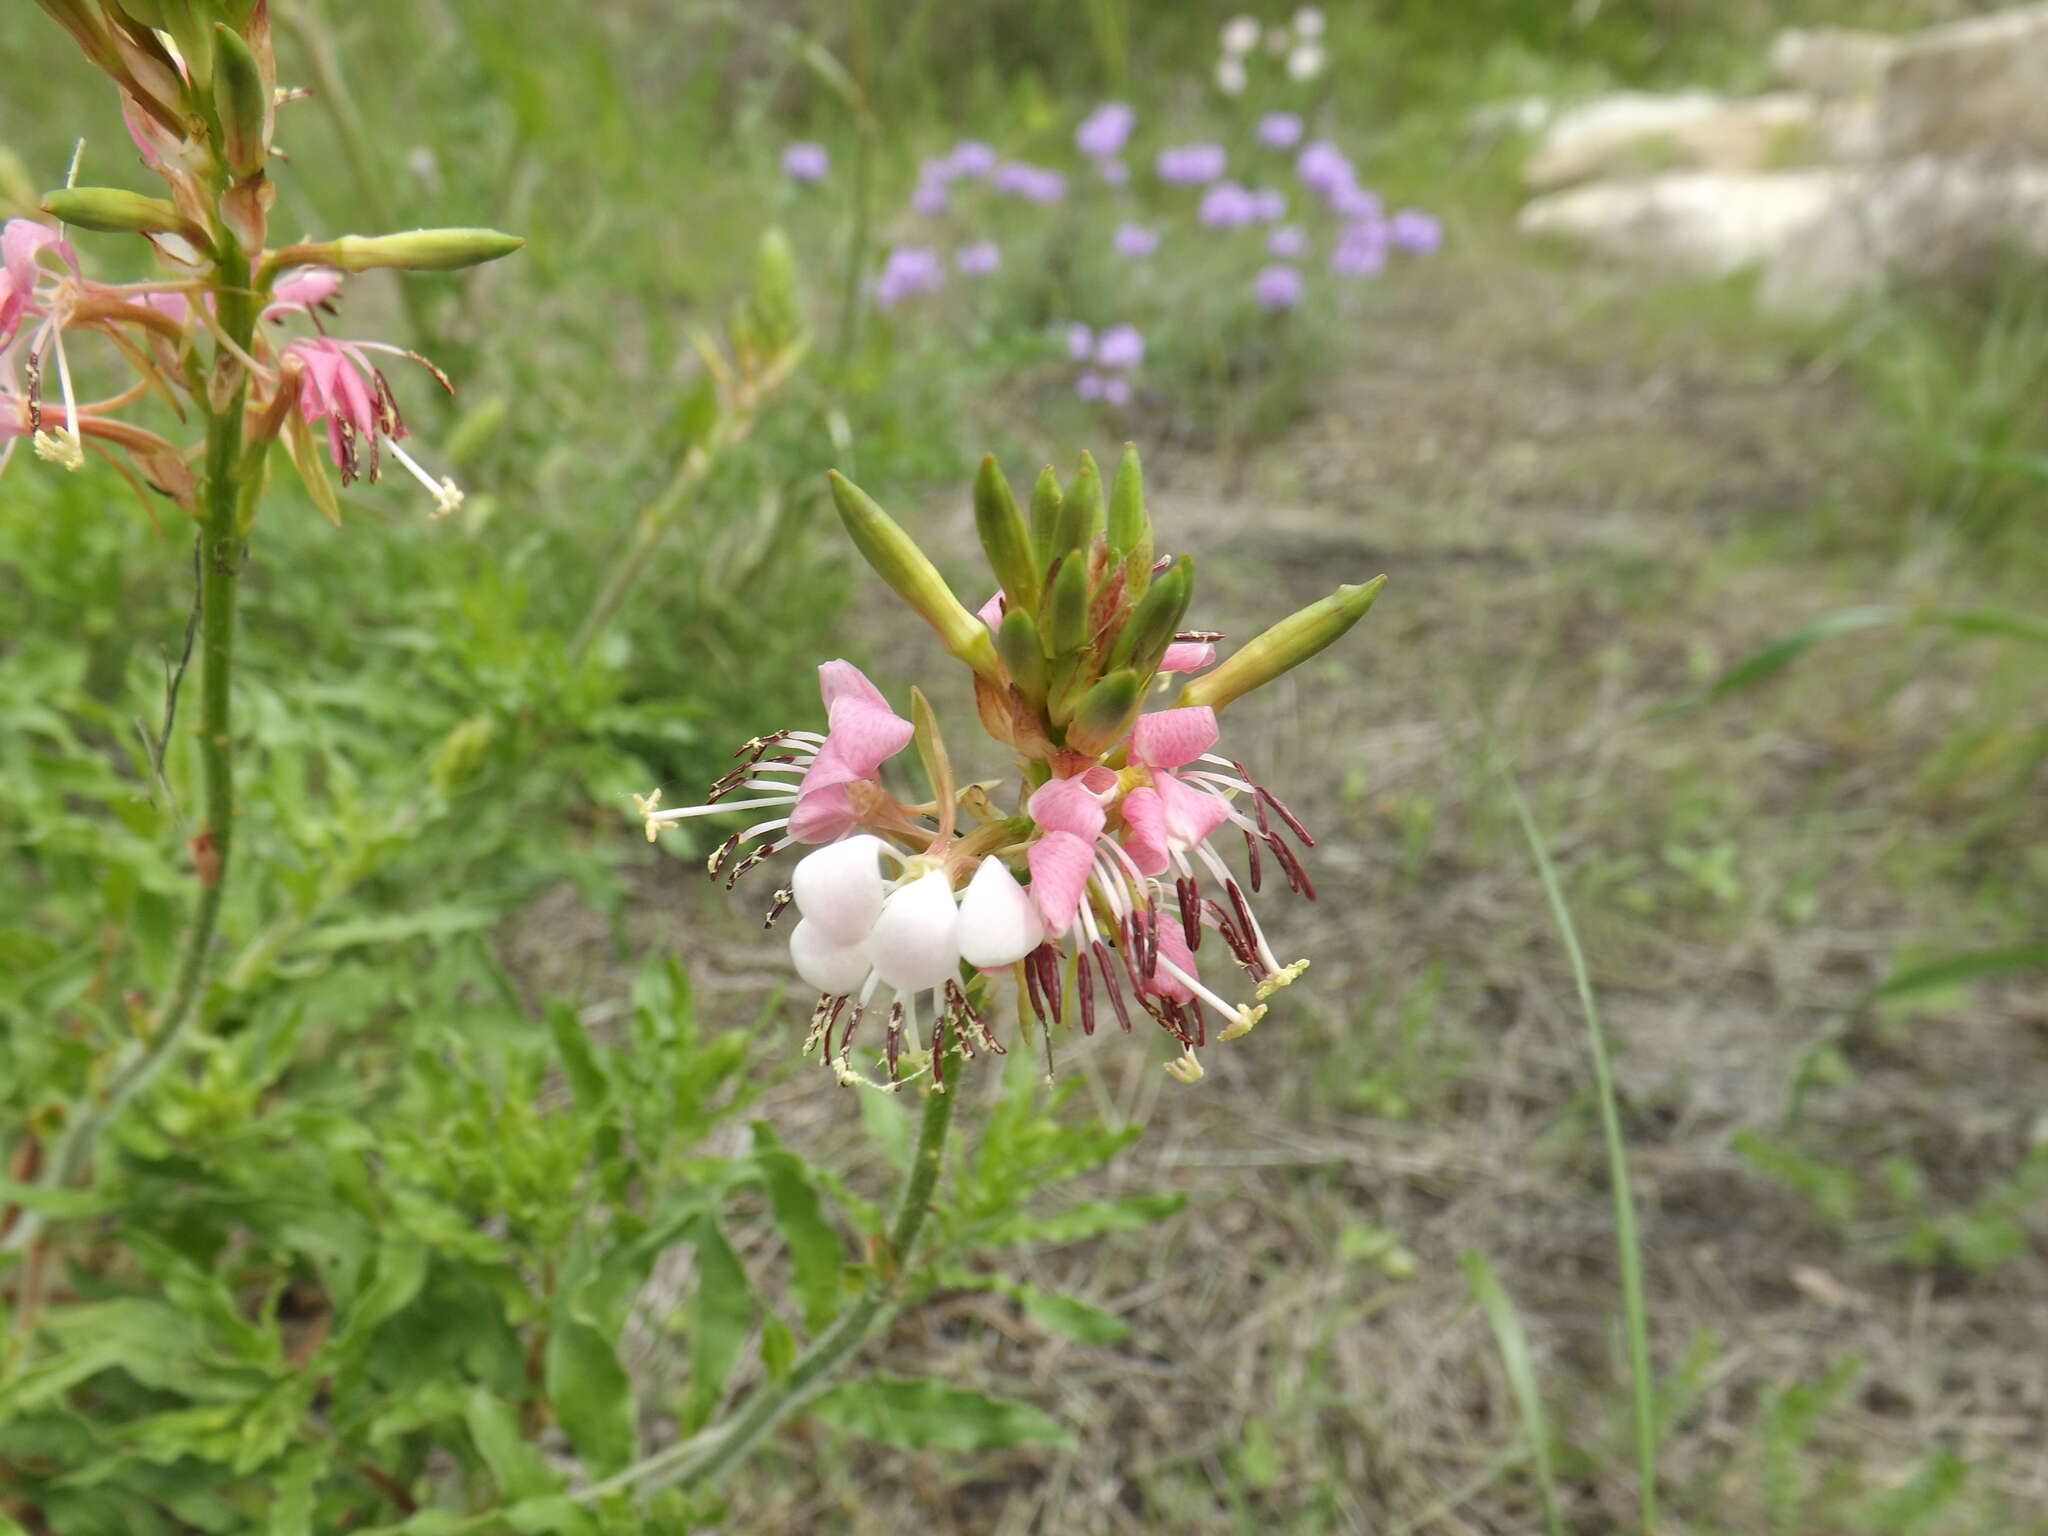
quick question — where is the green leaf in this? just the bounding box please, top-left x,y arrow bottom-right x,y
685,1218 -> 754,1431
464,1387 -> 556,1501
299,904 -> 503,952
1463,1251 -> 1565,1536
544,1316 -> 636,1476
934,1265 -> 1129,1343
1697,605 -> 1905,703
545,997 -> 611,1110
748,1123 -> 846,1331
809,1374 -> 1072,1451
982,1192 -> 1185,1245
1863,942 -> 2048,1006
341,1237 -> 429,1344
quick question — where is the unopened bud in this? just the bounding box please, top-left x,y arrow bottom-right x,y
34,0 -> 120,75
745,227 -> 802,353
998,605 -> 1049,704
429,713 -> 499,791
273,227 -> 525,274
1177,575 -> 1386,712
1028,465 -> 1063,567
1044,548 -> 1092,657
1107,442 -> 1152,587
827,471 -> 999,681
973,455 -> 1040,615
42,186 -> 195,239
1109,554 -> 1192,678
1057,450 -> 1103,554
1065,668 -> 1143,756
212,23 -> 269,178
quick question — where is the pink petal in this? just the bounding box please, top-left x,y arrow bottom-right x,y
800,661 -> 914,791
787,782 -> 859,844
1119,786 -> 1171,877
1028,774 -> 1107,841
1158,641 -> 1216,674
976,590 -> 1006,632
1143,916 -> 1198,1001
1129,705 -> 1219,769
1027,830 -> 1095,930
1154,771 -> 1234,847
817,659 -> 893,716
2,220 -> 71,291
265,266 -> 342,319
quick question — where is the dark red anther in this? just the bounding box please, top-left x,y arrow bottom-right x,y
706,831 -> 741,878
1037,946 -> 1065,1025
1225,879 -> 1258,947
1242,827 -> 1264,893
1093,944 -> 1133,1032
930,1016 -> 946,1087
1257,786 -> 1316,848
1076,957 -> 1096,1036
723,840 -> 782,890
1177,876 -> 1202,952
1267,835 -> 1316,900
763,889 -> 794,928
885,1018 -> 902,1080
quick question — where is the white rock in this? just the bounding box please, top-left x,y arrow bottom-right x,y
1879,2 -> 2048,160
1518,170 -> 1848,277
1525,91 -> 1818,190
1768,27 -> 1901,98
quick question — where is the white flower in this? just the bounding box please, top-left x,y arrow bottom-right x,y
789,918 -> 873,996
1293,6 -> 1325,39
1287,42 -> 1325,81
956,858 -> 1045,968
867,869 -> 962,992
1220,15 -> 1259,55
790,834 -> 887,943
1215,56 -> 1248,97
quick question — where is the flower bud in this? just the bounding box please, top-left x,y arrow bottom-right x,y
1057,450 -> 1103,554
973,455 -> 1040,615
1064,668 -> 1144,757
1028,465 -> 1063,567
1178,575 -> 1387,712
35,0 -> 121,75
272,227 -> 526,273
745,226 -> 801,354
998,605 -> 1048,705
791,835 -> 886,944
1045,548 -> 1092,657
42,186 -> 190,237
956,857 -> 1045,969
1108,553 -> 1192,678
1107,442 -> 1152,586
212,23 -> 269,178
828,471 -> 1000,681
790,918 -> 873,997
868,870 -> 961,992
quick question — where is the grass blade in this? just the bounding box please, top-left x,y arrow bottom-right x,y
1862,941 -> 2048,1006
1496,754 -> 1658,1533
1462,1250 -> 1566,1536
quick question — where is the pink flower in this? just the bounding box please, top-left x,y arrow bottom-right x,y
1,221 -> 72,347
263,267 -> 342,323
283,336 -> 460,514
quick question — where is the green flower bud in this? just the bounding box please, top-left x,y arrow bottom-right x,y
41,186 -> 191,237
1107,441 -> 1152,582
1178,575 -> 1387,713
1045,548 -> 1092,657
973,455 -> 1040,615
1109,554 -> 1191,678
744,226 -> 802,354
827,471 -> 1000,681
1058,450 -> 1103,554
272,227 -> 525,274
1065,668 -> 1144,757
997,605 -> 1048,705
211,23 -> 268,178
1028,466 -> 1063,568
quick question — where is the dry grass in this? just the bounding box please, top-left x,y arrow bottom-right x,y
503,244 -> 2048,1534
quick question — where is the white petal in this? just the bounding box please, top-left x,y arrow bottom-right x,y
956,857 -> 1045,969
867,869 -> 961,992
789,918 -> 872,997
791,834 -> 885,944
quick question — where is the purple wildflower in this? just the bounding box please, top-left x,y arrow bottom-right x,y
994,162 -> 1067,204
1199,181 -> 1259,229
1296,140 -> 1353,198
1076,371 -> 1104,401
1390,209 -> 1443,254
955,240 -> 1001,275
1253,264 -> 1304,310
1098,158 -> 1130,185
1066,323 -> 1095,361
1095,323 -> 1145,370
783,142 -> 830,182
874,246 -> 945,309
1102,375 -> 1131,406
1257,113 -> 1304,149
1250,188 -> 1288,222
911,179 -> 950,215
1329,184 -> 1383,222
1076,103 -> 1136,160
1331,223 -> 1388,277
1267,224 -> 1307,258
1156,143 -> 1228,186
947,140 -> 998,177
1113,223 -> 1159,258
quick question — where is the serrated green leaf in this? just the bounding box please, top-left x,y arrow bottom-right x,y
685,1218 -> 754,1431
464,1387 -> 555,1501
983,1192 -> 1185,1245
810,1374 -> 1072,1451
545,997 -> 611,1109
544,1315 -> 636,1476
749,1122 -> 846,1331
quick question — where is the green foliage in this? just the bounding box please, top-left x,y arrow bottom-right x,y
810,1373 -> 1073,1452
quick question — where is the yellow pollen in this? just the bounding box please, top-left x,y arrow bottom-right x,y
1163,1049 -> 1205,1084
1254,958 -> 1310,1001
1217,1002 -> 1268,1042
33,428 -> 85,470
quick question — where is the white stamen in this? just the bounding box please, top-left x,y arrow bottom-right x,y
384,434 -> 462,516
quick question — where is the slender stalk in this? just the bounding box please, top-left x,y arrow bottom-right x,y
1496,755 -> 1658,1533
4,243 -> 257,1258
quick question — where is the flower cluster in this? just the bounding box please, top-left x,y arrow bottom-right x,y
635,447 -> 1384,1089
1067,322 -> 1144,405
1217,7 -> 1325,96
2,5 -> 519,518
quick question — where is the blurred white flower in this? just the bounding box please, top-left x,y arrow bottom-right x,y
1221,15 -> 1260,55
1216,56 -> 1249,96
1287,43 -> 1326,81
1293,6 -> 1325,39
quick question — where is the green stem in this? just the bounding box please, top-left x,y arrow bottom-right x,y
5,243 -> 257,1259
1497,755 -> 1658,1533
